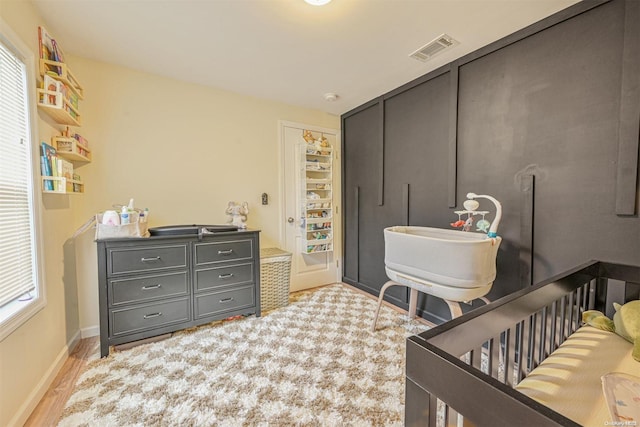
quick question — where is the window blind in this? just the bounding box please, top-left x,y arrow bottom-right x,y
0,40 -> 36,307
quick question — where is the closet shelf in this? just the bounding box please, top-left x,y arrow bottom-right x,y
300,131 -> 334,254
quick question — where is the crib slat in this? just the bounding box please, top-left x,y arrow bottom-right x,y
504,329 -> 515,386
538,307 -> 547,363
558,295 -> 567,344
471,347 -> 483,372
431,395 -> 439,427
490,336 -> 501,380
575,287 -> 583,332
588,278 -> 597,309
567,292 -> 575,336
485,341 -> 493,376
515,322 -> 525,382
527,313 -> 538,372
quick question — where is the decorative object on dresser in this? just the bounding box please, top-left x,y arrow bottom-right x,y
225,201 -> 249,228
96,229 -> 261,357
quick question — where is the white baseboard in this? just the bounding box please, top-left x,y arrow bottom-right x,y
81,325 -> 99,338
8,331 -> 80,427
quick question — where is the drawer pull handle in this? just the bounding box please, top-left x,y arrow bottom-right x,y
217,249 -> 234,255
143,312 -> 163,319
141,256 -> 161,262
218,273 -> 234,279
219,297 -> 234,303
142,284 -> 162,290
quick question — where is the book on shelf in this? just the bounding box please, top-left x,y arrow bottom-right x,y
38,26 -> 62,74
40,142 -> 56,191
51,39 -> 65,64
39,156 -> 52,191
57,158 -> 73,180
72,173 -> 82,193
42,75 -> 62,106
51,154 -> 59,191
38,26 -> 52,61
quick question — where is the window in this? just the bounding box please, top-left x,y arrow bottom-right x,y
0,21 -> 46,341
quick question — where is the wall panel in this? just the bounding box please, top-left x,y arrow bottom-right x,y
342,102 -> 381,285
342,0 -> 639,323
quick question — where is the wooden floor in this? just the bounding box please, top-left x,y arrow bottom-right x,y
23,283 -> 431,425
24,336 -> 99,427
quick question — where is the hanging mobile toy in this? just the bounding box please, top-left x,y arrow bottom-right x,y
463,214 -> 474,232
450,212 -> 465,228
476,212 -> 491,233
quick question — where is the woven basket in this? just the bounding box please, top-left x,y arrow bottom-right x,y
260,248 -> 292,312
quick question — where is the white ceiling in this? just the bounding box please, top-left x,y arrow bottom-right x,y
31,0 -> 580,116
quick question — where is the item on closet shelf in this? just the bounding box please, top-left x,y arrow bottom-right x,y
319,136 -> 330,155
583,300 -> 640,362
303,129 -> 314,143
226,201 -> 249,229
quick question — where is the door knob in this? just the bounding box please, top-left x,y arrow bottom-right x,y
287,217 -> 294,223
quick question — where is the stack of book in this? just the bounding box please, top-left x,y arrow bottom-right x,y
38,26 -> 64,70
40,75 -> 79,119
40,142 -> 75,192
37,26 -> 82,125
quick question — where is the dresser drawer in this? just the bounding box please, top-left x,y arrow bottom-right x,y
109,271 -> 189,306
110,297 -> 191,336
108,244 -> 188,275
194,263 -> 253,293
194,239 -> 253,265
194,285 -> 255,319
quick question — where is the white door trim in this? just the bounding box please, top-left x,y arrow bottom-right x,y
278,120 -> 342,283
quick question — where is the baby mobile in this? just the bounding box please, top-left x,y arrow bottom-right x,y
450,199 -> 491,233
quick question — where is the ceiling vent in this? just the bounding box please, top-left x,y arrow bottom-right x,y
409,34 -> 458,62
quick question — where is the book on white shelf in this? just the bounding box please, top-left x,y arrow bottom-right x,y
40,142 -> 55,173
51,39 -> 65,64
41,75 -> 62,107
58,157 -> 73,180
38,26 -> 62,74
38,26 -> 53,61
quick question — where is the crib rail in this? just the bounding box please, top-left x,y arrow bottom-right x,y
405,260 -> 640,427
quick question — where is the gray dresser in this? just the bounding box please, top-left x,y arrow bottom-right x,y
96,229 -> 260,357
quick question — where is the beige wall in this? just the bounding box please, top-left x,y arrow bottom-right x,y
71,55 -> 338,335
0,1 -> 339,425
0,1 -> 83,426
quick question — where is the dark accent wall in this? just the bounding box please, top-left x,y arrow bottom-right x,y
341,0 -> 640,323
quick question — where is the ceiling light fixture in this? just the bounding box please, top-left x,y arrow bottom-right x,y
304,0 -> 332,6
323,93 -> 338,102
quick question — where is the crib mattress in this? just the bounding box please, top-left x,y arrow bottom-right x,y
515,326 -> 636,426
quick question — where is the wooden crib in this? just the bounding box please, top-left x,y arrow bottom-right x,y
405,261 -> 640,426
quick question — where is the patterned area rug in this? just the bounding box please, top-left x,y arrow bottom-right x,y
58,284 -> 428,426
